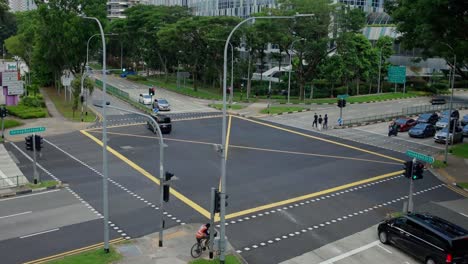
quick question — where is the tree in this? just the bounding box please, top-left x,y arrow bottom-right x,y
387,0 -> 467,79
318,55 -> 344,97
375,36 -> 394,93
0,1 -> 17,53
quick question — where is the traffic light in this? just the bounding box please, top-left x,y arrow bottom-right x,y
164,171 -> 174,181
412,161 -> 424,180
80,95 -> 84,103
214,189 -> 221,213
337,99 -> 346,108
25,135 -> 33,151
404,160 -> 413,178
34,135 -> 43,151
163,185 -> 170,202
0,107 -> 7,118
149,87 -> 155,96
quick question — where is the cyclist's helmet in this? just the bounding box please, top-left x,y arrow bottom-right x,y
205,223 -> 211,228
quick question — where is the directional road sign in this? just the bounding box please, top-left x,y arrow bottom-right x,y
337,94 -> 349,99
9,127 -> 46,136
405,150 -> 434,164
388,66 -> 406,84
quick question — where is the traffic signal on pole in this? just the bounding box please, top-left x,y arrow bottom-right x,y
80,95 -> 84,103
404,160 -> 413,178
164,171 -> 174,181
337,99 -> 346,108
34,135 -> 43,151
412,161 -> 424,180
214,189 -> 221,213
163,185 -> 170,202
25,135 -> 33,151
0,107 -> 7,118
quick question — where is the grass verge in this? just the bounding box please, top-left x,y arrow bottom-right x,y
43,88 -> 96,122
26,180 -> 58,189
2,119 -> 23,129
458,182 -> 468,189
46,247 -> 122,264
450,143 -> 468,159
432,160 -> 448,169
189,255 -> 242,264
260,106 -> 308,114
275,92 -> 428,105
209,104 -> 245,110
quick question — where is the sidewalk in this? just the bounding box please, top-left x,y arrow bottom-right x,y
433,153 -> 468,190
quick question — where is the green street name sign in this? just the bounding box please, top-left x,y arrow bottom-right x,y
388,66 -> 406,84
338,94 -> 349,99
406,150 -> 434,164
9,127 -> 46,136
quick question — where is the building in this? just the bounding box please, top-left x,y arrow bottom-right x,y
7,0 -> 37,12
107,0 -> 149,19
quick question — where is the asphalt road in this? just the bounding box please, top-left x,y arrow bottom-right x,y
1,114 -> 465,264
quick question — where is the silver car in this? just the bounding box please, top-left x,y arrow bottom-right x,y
463,125 -> 468,137
435,117 -> 449,130
434,127 -> 464,144
156,99 -> 170,111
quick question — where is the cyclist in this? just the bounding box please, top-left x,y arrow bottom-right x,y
195,223 -> 211,250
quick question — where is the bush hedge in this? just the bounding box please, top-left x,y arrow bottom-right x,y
6,105 -> 47,119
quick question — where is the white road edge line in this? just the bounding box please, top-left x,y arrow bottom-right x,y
318,241 -> 380,264
460,213 -> 468,218
0,211 -> 32,219
377,244 -> 393,254
0,189 -> 61,202
20,228 -> 60,239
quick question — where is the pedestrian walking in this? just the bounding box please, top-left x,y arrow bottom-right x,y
323,114 -> 328,130
318,115 -> 323,130
312,113 -> 318,128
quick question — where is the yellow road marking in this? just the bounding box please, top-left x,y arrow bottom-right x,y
234,116 -> 404,163
23,238 -> 124,264
224,170 -> 404,220
80,130 -> 211,219
91,131 -> 400,166
444,184 -> 468,198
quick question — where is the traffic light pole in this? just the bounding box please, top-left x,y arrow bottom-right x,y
1,116 -> 4,139
209,187 -> 216,259
407,157 -> 416,213
32,133 -> 39,184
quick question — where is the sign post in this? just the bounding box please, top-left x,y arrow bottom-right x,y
388,66 -> 407,93
405,150 -> 434,212
9,127 -> 46,136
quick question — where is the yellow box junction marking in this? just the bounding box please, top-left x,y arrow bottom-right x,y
80,130 -> 211,219
234,115 -> 404,163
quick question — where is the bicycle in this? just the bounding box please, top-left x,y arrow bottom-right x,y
190,232 -> 218,258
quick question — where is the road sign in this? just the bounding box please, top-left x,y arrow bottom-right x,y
1,71 -> 19,86
388,66 -> 406,84
7,81 -> 24,95
9,127 -> 46,136
338,94 -> 349,99
153,108 -> 159,113
405,150 -> 434,164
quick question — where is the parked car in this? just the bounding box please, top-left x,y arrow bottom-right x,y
430,96 -> 446,105
408,123 -> 436,138
416,113 -> 439,125
463,125 -> 468,137
378,213 -> 468,264
434,126 -> 464,144
394,118 -> 417,132
138,94 -> 152,105
147,114 -> 172,134
461,115 -> 468,126
441,109 -> 460,120
436,117 -> 450,130
120,70 -> 136,78
155,98 -> 170,111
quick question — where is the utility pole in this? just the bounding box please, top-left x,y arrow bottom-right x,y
407,158 -> 416,213
32,133 -> 39,184
377,49 -> 382,93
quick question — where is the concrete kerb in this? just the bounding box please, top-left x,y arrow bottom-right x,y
0,182 -> 68,199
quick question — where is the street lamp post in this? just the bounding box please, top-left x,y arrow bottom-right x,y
82,15 -> 110,253
443,43 -> 456,164
287,38 -> 305,104
219,14 -> 313,264
377,48 -> 382,93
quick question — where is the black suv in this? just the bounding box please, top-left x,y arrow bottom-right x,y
378,213 -> 468,264
147,114 -> 172,134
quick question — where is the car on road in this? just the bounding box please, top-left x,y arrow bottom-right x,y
434,126 -> 464,144
408,123 -> 436,138
394,118 -> 417,132
147,113 -> 172,134
463,125 -> 468,137
461,115 -> 468,126
154,98 -> 170,111
430,96 -> 446,105
435,117 -> 450,130
416,113 -> 439,125
139,94 -> 152,105
120,70 -> 136,78
441,109 -> 460,120
378,213 -> 468,264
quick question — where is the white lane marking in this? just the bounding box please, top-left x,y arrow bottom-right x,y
377,244 -> 392,254
460,213 -> 468,218
352,128 -> 444,149
318,241 -> 380,264
20,228 -> 60,239
0,189 -> 61,202
0,211 -> 32,219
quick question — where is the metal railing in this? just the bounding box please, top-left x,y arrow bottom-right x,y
0,175 -> 28,189
342,102 -> 468,126
95,79 -> 130,99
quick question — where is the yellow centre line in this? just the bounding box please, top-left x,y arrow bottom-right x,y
80,130 -> 211,219
233,115 -> 404,163
444,184 -> 468,198
224,170 -> 404,220
23,238 -> 124,264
